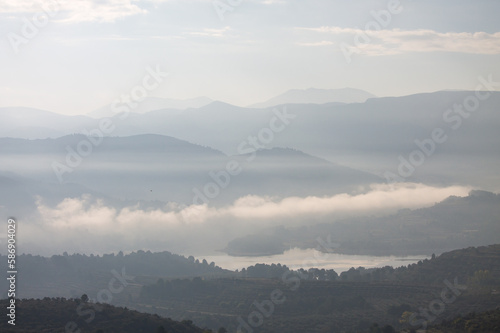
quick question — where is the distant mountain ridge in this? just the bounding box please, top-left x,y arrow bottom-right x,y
88,96 -> 213,118
1,91 -> 500,190
248,87 -> 376,108
224,190 -> 500,257
0,134 -> 380,211
0,107 -> 95,139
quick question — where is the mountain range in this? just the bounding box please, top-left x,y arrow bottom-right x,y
247,87 -> 376,108
87,96 -> 214,118
0,134 -> 380,213
1,90 -> 499,190
1,88 -> 499,256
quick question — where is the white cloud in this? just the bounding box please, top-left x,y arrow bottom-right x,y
0,0 -> 47,13
0,0 -> 147,23
184,26 -> 232,38
220,183 -> 471,219
261,0 -> 286,4
297,27 -> 500,55
297,40 -> 334,47
38,183 -> 470,229
26,183 -> 471,254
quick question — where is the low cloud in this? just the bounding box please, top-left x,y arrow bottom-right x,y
221,183 -> 471,219
19,183 -> 471,255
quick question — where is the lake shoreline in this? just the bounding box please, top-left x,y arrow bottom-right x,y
194,247 -> 431,273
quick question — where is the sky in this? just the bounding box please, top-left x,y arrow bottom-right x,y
1,0 -> 500,115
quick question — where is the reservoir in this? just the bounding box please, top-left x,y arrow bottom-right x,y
196,247 -> 429,273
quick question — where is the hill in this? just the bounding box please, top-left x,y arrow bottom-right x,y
224,190 -> 500,256
0,250 -> 231,300
103,91 -> 500,191
0,107 -> 95,139
88,96 -> 213,118
2,91 -> 500,190
0,298 -> 215,333
135,244 -> 500,332
0,134 -> 380,208
0,245 -> 499,332
423,308 -> 500,333
248,87 -> 376,108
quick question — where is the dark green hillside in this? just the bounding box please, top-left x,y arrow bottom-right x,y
138,277 -> 443,332
395,244 -> 500,284
2,245 -> 499,332
424,308 -> 500,333
225,191 -> 500,256
373,308 -> 500,333
136,245 -> 500,333
336,244 -> 500,284
0,298 -> 215,333
0,251 -> 231,300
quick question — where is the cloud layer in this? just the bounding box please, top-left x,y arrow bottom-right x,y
297,27 -> 500,55
18,183 -> 471,255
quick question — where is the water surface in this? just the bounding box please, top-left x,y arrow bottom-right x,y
197,248 -> 429,273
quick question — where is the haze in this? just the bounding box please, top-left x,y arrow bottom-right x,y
0,0 -> 499,115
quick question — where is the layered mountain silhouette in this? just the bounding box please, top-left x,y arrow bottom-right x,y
88,96 -> 213,118
248,87 -> 376,108
0,134 -> 380,211
3,91 -> 498,189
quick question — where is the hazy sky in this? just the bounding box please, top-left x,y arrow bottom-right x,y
1,0 -> 500,115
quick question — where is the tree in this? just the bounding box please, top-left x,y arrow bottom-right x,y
81,294 -> 89,303
400,311 -> 414,324
470,269 -> 494,286
381,325 -> 396,333
369,323 -> 381,333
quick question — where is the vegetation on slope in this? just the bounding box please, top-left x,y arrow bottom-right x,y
0,297 -> 217,333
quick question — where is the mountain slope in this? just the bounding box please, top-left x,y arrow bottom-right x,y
110,91 -> 500,190
224,191 -> 500,256
248,87 -> 376,108
2,91 -> 500,190
88,96 -> 213,118
0,135 -> 380,206
0,250 -> 231,300
135,244 -> 500,333
0,107 -> 95,139
0,298 -> 213,333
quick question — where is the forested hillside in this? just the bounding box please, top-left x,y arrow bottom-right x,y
225,191 -> 500,256
0,298 -> 216,333
133,245 -> 500,332
0,250 -> 230,300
